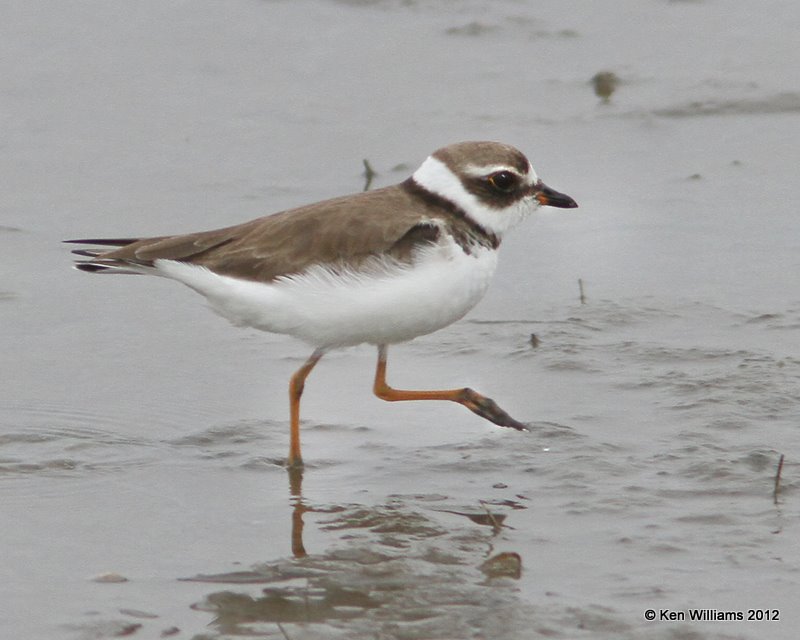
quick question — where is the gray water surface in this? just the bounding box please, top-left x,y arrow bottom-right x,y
2,1 -> 799,638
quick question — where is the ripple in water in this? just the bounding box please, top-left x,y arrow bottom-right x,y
0,403 -> 158,490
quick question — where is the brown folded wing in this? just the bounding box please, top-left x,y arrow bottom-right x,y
70,185 -> 443,282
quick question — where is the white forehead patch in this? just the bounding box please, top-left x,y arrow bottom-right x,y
412,155 -> 541,237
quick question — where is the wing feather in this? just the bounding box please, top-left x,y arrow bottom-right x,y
67,184 -> 445,282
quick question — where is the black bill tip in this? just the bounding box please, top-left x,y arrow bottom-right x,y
535,183 -> 578,209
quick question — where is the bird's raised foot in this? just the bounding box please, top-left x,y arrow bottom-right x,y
459,388 -> 530,432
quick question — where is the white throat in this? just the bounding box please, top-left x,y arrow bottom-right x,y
412,155 -> 539,237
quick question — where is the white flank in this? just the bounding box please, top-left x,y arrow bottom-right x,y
154,236 -> 499,348
412,156 -> 541,237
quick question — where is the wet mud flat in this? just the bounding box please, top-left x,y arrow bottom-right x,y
2,0 -> 800,638
4,301 -> 798,639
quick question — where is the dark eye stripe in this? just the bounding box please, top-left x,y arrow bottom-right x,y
460,169 -> 529,209
488,171 -> 519,193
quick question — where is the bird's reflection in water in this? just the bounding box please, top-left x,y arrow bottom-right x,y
185,468 -> 525,637
287,466 -> 307,558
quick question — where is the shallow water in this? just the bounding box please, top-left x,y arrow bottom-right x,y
2,1 -> 799,638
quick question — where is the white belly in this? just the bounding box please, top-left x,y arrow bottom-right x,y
155,239 -> 498,348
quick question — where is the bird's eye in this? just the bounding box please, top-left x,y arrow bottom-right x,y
488,171 -> 518,193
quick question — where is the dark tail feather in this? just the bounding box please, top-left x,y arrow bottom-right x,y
72,259 -> 149,275
63,238 -> 140,247
65,238 -> 149,275
75,262 -> 113,273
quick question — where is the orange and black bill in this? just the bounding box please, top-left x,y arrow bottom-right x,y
535,182 -> 578,209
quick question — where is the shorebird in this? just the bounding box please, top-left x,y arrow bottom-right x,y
67,141 -> 577,468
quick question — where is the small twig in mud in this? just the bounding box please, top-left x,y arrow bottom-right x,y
479,500 -> 504,534
277,622 -> 293,640
578,278 -> 586,304
773,454 -> 785,505
362,159 -> 377,191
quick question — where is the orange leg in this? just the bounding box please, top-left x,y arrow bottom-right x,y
288,349 -> 324,468
372,344 -> 528,431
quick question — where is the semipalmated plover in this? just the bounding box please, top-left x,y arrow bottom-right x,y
67,141 -> 577,468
